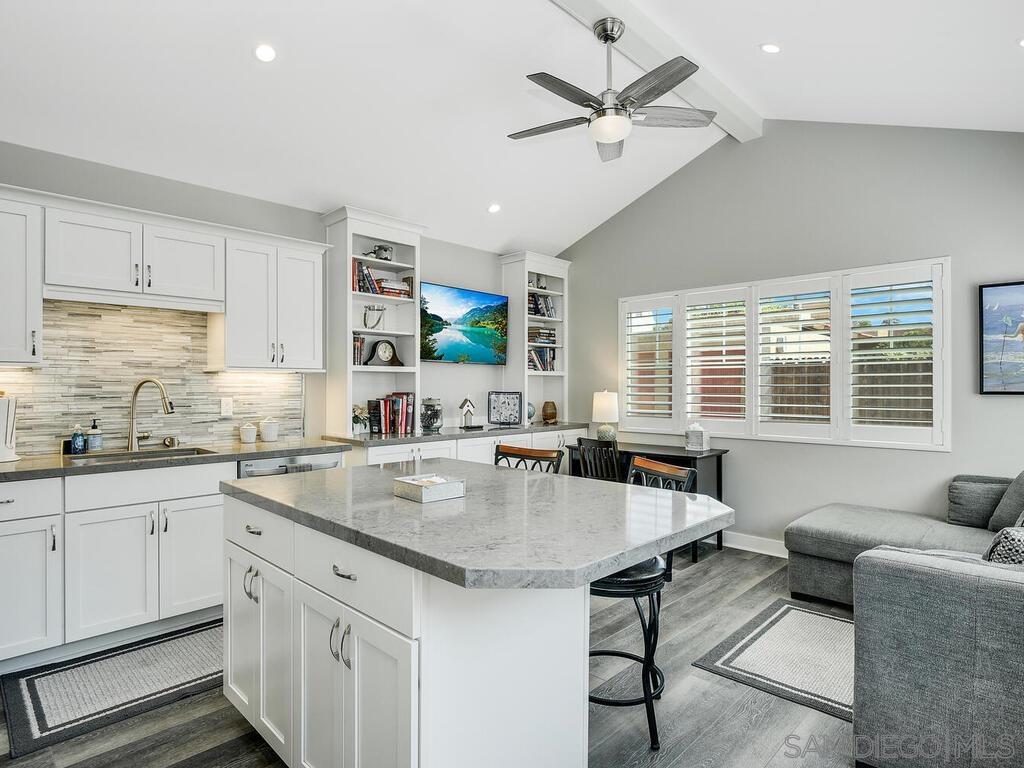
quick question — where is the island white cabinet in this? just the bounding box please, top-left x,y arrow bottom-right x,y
142,225 -> 225,302
0,514 -> 62,661
215,240 -> 324,371
65,503 -> 160,642
0,199 -> 43,365
224,542 -> 293,760
159,495 -> 224,618
45,208 -> 143,294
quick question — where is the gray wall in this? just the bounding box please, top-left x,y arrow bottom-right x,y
0,140 -> 324,241
561,120 -> 1024,544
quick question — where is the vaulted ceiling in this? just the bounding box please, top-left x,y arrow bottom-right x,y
1,1 -> 1020,255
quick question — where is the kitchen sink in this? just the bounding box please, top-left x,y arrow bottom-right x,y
68,447 -> 218,466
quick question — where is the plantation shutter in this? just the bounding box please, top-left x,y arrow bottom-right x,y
620,296 -> 679,431
685,289 -> 749,431
758,282 -> 832,435
846,263 -> 943,446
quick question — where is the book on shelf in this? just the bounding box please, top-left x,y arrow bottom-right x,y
353,334 -> 366,366
528,326 -> 557,345
528,293 -> 557,318
367,392 -> 417,436
528,347 -> 557,372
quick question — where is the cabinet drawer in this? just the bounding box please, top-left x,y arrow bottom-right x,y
294,525 -> 420,638
0,478 -> 62,523
224,496 -> 294,571
65,462 -> 235,512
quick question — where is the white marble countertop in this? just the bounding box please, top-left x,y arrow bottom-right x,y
220,457 -> 735,589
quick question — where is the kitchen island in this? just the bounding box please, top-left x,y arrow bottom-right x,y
220,457 -> 734,768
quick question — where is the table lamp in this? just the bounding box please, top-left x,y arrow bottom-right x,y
592,390 -> 619,441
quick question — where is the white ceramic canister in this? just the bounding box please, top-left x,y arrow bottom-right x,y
239,422 -> 258,444
259,417 -> 280,442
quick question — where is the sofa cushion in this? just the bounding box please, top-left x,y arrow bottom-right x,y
989,471 -> 1024,532
947,475 -> 1010,528
785,504 -> 996,564
983,528 -> 1024,565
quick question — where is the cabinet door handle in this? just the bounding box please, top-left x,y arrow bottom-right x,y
332,564 -> 357,582
146,264 -> 152,288
149,510 -> 155,535
245,524 -> 263,536
163,509 -> 168,533
340,623 -> 352,670
280,343 -> 285,364
271,343 -> 276,363
31,330 -> 37,356
242,565 -> 254,599
329,617 -> 341,662
50,524 -> 57,552
134,263 -> 140,287
0,498 -> 14,505
250,570 -> 260,603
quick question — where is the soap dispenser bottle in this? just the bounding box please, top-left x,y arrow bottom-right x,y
69,424 -> 86,455
86,419 -> 103,453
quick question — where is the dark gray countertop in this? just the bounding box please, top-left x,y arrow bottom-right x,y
221,457 -> 734,590
324,421 -> 589,448
0,438 -> 350,482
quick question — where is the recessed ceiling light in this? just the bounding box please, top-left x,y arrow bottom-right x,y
254,44 -> 277,63
487,203 -> 501,214
760,43 -> 782,54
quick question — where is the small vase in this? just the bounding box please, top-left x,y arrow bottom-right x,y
541,401 -> 557,425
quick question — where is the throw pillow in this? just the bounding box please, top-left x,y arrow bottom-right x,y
983,527 -> 1024,565
988,470 -> 1024,532
947,476 -> 1010,528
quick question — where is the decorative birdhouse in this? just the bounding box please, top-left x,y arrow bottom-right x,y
459,398 -> 475,429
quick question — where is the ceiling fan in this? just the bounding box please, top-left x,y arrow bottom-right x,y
508,17 -> 716,162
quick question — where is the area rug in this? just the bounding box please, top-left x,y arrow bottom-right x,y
692,599 -> 853,721
1,620 -> 223,757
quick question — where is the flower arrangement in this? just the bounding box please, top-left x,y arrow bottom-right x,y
352,404 -> 370,432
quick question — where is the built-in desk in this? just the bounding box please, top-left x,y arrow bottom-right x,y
567,443 -> 728,500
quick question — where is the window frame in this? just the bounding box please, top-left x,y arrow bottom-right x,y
616,257 -> 951,452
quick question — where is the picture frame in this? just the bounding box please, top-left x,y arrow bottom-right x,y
979,280 -> 1024,395
487,391 -> 523,427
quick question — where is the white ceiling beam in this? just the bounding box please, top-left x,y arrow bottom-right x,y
547,0 -> 764,142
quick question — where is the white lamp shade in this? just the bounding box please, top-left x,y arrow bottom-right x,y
592,391 -> 619,423
588,114 -> 632,144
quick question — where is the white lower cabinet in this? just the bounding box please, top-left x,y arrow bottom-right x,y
65,503 -> 160,642
366,440 -> 453,466
159,495 -> 224,618
0,514 -> 62,661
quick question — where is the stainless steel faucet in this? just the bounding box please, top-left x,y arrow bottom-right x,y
128,378 -> 175,452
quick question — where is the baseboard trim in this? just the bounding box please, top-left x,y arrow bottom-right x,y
723,531 -> 788,559
0,606 -> 223,676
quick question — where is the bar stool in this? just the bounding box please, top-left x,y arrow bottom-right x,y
493,443 -> 563,473
576,437 -> 622,482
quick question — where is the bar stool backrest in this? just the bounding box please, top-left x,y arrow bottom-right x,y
625,455 -> 696,493
577,437 -> 621,482
494,444 -> 564,474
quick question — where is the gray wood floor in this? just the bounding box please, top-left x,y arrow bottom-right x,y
0,546 -> 854,768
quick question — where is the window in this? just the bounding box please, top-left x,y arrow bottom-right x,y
620,297 -> 677,432
618,258 -> 949,450
685,290 -> 749,435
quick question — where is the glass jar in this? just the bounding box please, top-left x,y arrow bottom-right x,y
420,398 -> 443,433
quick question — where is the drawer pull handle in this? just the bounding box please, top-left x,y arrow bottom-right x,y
250,570 -> 260,603
147,264 -> 152,288
0,498 -> 14,504
329,617 -> 341,662
50,524 -> 57,552
149,510 -> 155,536
332,564 -> 357,582
245,525 -> 263,536
242,565 -> 254,599
340,623 -> 352,670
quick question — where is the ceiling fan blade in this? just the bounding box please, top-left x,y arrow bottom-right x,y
632,105 -> 716,128
597,140 -> 624,162
527,73 -> 603,110
508,116 -> 589,140
616,56 -> 699,108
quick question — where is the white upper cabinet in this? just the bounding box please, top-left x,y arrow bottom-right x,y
215,241 -> 324,371
45,208 -> 143,293
0,199 -> 43,364
277,248 -> 324,370
143,225 -> 225,301
225,239 -> 278,368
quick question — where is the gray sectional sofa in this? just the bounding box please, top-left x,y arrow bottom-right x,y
784,474 -> 1017,605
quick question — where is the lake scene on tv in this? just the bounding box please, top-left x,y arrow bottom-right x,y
420,282 -> 508,365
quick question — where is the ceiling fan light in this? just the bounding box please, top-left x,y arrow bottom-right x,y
588,112 -> 632,144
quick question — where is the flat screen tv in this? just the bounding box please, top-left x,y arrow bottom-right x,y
420,282 -> 508,365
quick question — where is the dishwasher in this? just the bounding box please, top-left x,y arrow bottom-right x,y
238,451 -> 344,478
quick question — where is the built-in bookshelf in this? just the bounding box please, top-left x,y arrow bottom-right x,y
322,206 -> 425,437
501,251 -> 571,423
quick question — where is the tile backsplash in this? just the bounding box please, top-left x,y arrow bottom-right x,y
1,300 -> 304,456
